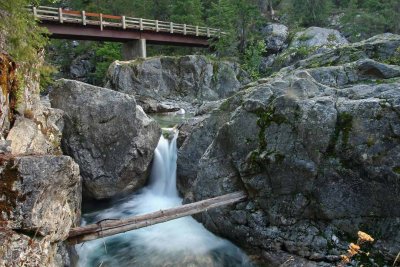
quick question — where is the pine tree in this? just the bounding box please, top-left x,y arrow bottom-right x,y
170,0 -> 203,25
286,0 -> 332,27
208,0 -> 262,56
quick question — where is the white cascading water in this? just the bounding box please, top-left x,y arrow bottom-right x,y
77,129 -> 253,267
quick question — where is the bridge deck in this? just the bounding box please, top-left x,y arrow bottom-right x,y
30,6 -> 220,46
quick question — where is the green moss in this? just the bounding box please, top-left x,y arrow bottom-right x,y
296,46 -> 311,57
212,61 -> 220,79
366,136 -> 375,147
327,33 -> 337,42
392,166 -> 400,174
297,33 -> 312,42
247,149 -> 285,169
0,54 -> 18,123
255,106 -> 287,150
219,98 -> 231,111
326,112 -> 353,156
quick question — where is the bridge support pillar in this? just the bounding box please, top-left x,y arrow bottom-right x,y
122,39 -> 147,60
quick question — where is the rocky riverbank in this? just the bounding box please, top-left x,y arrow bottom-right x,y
177,33 -> 400,266
1,20 -> 400,266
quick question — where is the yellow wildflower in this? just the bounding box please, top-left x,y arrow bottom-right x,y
358,231 -> 374,242
349,243 -> 361,252
341,255 -> 350,263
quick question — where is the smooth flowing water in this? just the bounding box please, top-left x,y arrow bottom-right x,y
77,127 -> 253,267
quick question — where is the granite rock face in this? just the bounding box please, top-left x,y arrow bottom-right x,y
6,106 -> 64,155
262,23 -> 289,53
0,155 -> 81,266
290,27 -> 349,49
50,79 -> 161,199
178,34 -> 400,266
105,55 -> 250,113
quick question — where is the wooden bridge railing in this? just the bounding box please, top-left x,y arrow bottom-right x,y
29,6 -> 222,38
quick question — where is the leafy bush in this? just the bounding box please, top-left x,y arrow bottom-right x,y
242,40 -> 266,80
91,42 -> 122,85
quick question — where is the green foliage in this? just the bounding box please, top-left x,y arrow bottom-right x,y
0,0 -> 48,65
340,0 -> 400,41
91,42 -> 122,85
170,0 -> 203,25
208,0 -> 263,56
285,0 -> 332,27
39,63 -> 57,91
242,40 -> 266,80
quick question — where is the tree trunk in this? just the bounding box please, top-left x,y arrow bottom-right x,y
68,191 -> 247,245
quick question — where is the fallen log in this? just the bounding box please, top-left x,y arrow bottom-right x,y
68,191 -> 246,245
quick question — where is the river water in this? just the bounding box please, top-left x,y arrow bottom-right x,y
76,114 -> 253,267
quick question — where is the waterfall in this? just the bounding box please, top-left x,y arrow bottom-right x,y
76,129 -> 253,267
148,129 -> 178,197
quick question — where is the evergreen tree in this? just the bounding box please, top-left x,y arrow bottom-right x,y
340,0 -> 400,41
208,0 -> 262,56
286,0 -> 332,27
170,0 -> 204,25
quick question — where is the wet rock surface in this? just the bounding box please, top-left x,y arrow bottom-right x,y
50,79 -> 161,199
178,34 -> 400,266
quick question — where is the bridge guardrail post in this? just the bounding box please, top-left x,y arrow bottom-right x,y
155,20 -> 159,32
139,18 -> 143,31
82,11 -> 86,25
196,26 -> 199,36
58,8 -> 63,23
122,16 -> 126,29
170,22 -> 173,34
33,6 -> 37,19
183,24 -> 187,35
100,13 -> 103,31
207,27 -> 210,38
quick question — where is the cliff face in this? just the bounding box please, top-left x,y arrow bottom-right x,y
178,34 -> 400,266
0,53 -> 82,266
105,55 -> 250,113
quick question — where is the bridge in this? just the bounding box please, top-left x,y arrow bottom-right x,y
30,6 -> 222,59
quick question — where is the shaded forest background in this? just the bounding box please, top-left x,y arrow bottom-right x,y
1,0 -> 399,85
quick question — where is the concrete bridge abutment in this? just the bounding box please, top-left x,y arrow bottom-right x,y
122,39 -> 147,60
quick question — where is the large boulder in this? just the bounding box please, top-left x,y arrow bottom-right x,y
50,79 -> 161,199
105,55 -> 250,112
290,27 -> 348,49
0,155 -> 81,266
178,34 -> 400,266
262,23 -> 289,53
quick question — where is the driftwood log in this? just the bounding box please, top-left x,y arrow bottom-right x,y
68,191 -> 247,244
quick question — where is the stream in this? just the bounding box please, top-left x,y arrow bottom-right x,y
76,113 -> 253,267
